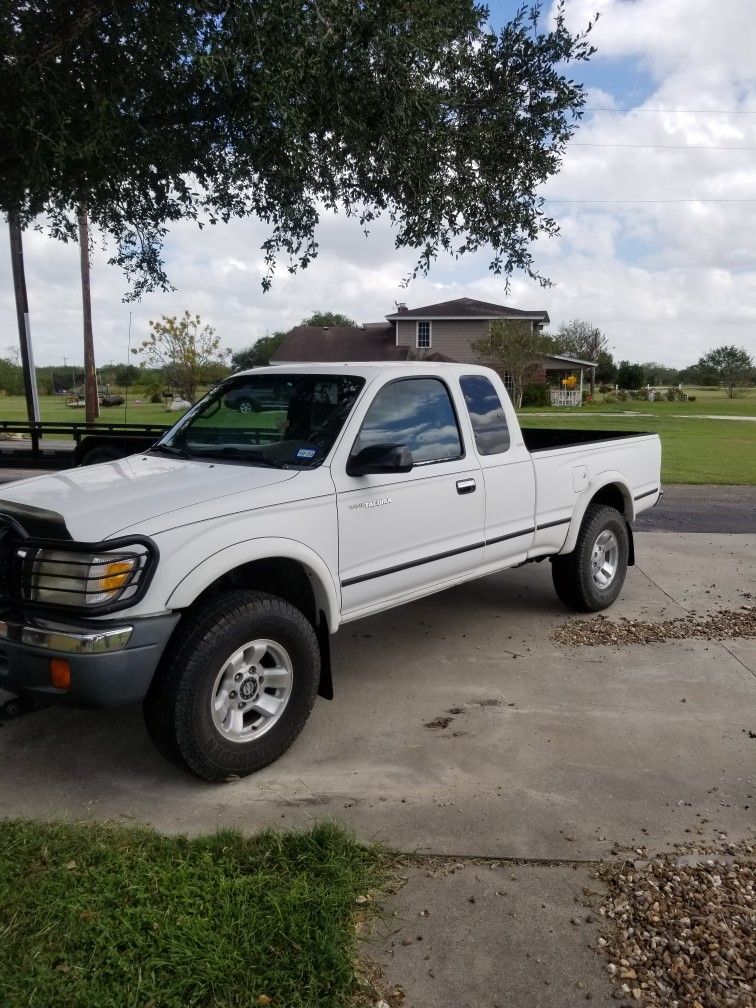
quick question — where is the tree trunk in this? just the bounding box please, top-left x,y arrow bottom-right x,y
7,214 -> 41,422
77,205 -> 100,424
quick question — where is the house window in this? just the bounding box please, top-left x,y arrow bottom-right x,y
416,320 -> 431,349
501,371 -> 515,397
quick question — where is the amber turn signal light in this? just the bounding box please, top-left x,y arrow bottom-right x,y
49,657 -> 71,690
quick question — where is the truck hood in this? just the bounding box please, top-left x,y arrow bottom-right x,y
0,454 -> 301,542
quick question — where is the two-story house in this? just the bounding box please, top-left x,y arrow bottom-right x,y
272,297 -> 594,403
386,297 -> 548,359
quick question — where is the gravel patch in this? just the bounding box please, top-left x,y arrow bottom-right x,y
554,607 -> 756,647
595,841 -> 755,1007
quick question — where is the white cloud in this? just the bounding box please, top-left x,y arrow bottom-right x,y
2,0 -> 756,373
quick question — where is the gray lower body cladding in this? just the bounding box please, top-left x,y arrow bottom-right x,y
0,612 -> 180,706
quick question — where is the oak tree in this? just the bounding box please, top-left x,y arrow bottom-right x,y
472,319 -> 555,408
301,311 -> 357,328
696,345 -> 754,398
1,1 -> 595,298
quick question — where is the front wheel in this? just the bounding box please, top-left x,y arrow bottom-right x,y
144,590 -> 320,781
551,505 -> 629,612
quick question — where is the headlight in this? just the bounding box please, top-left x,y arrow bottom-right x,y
11,538 -> 158,613
26,550 -> 139,606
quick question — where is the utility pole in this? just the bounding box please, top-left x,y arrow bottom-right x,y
77,204 -> 99,423
7,214 -> 41,422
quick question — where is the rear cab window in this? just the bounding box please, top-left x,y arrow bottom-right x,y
460,375 -> 510,455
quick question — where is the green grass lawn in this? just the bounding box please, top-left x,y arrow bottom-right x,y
518,386 -> 756,485
0,394 -> 183,426
0,396 -> 286,433
520,385 -> 756,417
2,390 -> 755,485
0,819 -> 383,1008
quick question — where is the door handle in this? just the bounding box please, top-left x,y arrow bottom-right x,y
456,478 -> 476,495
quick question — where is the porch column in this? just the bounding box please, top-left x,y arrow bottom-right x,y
579,368 -> 584,404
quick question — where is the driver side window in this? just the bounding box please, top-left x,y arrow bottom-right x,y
352,378 -> 463,465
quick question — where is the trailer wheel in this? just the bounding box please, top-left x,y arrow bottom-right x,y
551,504 -> 629,612
143,590 -> 320,782
78,443 -> 122,466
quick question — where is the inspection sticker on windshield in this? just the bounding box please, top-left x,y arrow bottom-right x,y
296,448 -> 316,459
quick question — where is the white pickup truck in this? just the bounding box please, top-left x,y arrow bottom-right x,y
0,363 -> 661,780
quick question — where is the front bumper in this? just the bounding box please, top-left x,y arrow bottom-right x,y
0,611 -> 180,706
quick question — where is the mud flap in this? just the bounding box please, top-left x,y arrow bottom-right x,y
627,522 -> 635,566
315,611 -> 333,700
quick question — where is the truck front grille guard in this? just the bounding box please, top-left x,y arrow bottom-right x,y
0,516 -> 159,616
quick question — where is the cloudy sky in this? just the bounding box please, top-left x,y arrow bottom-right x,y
2,0 -> 756,369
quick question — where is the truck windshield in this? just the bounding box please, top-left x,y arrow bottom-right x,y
154,374 -> 366,468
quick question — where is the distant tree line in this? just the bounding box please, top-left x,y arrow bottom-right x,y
0,309 -> 361,401
549,322 -> 754,398
2,313 -> 753,403
229,311 -> 357,370
470,317 -> 754,406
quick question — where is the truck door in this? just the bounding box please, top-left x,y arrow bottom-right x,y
459,374 -> 536,566
333,376 -> 484,617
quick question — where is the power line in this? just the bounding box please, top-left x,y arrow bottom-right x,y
584,107 -> 756,115
543,197 -> 756,204
572,142 -> 756,151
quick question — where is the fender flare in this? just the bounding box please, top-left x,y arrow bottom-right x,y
166,536 -> 341,632
558,472 -> 634,555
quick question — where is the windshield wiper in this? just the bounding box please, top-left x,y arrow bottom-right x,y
189,446 -> 285,468
149,443 -> 191,459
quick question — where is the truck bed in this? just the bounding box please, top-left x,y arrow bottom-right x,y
521,427 -> 651,452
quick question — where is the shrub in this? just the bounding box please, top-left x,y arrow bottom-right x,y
521,382 -> 550,407
599,383 -> 614,394
616,389 -> 628,401
687,394 -> 697,401
603,393 -> 619,403
665,387 -> 687,402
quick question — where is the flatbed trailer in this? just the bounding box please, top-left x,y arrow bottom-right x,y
0,420 -> 170,468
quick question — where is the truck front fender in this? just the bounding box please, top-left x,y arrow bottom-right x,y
166,537 -> 341,632
558,472 -> 634,555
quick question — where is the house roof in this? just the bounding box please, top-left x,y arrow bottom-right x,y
541,353 -> 597,369
271,324 -> 407,363
386,296 -> 549,323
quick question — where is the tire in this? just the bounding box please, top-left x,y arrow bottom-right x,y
551,504 -> 629,612
143,590 -> 320,782
78,443 -> 122,466
237,398 -> 259,415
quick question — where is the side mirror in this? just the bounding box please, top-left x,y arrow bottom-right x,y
346,443 -> 414,477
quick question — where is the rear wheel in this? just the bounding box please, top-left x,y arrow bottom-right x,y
551,504 -> 629,612
143,590 -> 320,781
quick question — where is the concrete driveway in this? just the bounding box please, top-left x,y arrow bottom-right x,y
2,530 -> 753,1008
1,531 -> 753,860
